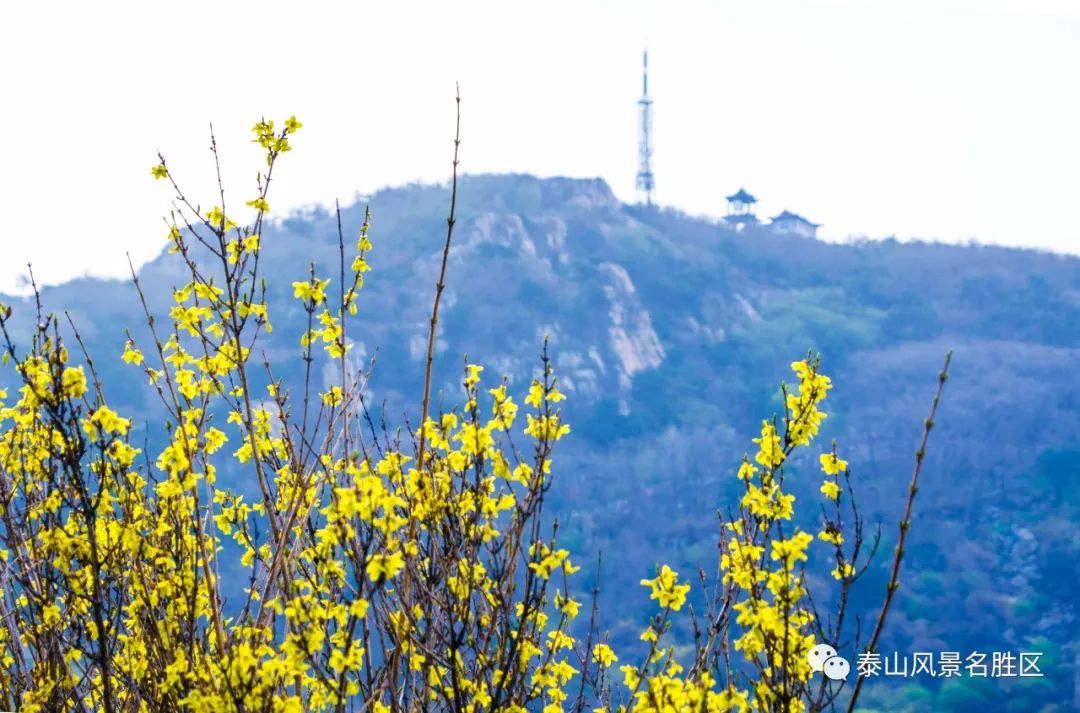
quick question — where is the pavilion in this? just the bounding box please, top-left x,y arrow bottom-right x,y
724,188 -> 758,227
769,210 -> 821,238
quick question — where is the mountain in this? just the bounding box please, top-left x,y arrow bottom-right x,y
3,174 -> 1078,711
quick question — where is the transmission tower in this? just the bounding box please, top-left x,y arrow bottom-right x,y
636,50 -> 655,206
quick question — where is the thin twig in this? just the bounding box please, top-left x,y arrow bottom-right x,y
846,351 -> 952,713
417,84 -> 462,475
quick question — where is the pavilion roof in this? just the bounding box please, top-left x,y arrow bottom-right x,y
771,210 -> 821,227
725,188 -> 757,204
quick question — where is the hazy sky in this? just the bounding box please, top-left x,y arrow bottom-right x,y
1,0 -> 1078,293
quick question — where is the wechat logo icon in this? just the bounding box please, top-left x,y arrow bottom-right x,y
808,643 -> 851,681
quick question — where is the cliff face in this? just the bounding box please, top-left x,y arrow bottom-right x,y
3,173 -> 1078,707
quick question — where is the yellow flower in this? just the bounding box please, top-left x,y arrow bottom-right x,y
555,593 -> 581,618
523,414 -> 571,441
61,366 -> 88,398
292,278 -> 330,305
84,405 -> 131,439
753,420 -> 784,467
42,603 -> 61,626
525,380 -> 544,408
820,480 -> 841,500
322,386 -> 344,408
640,565 -> 690,611
831,562 -> 856,580
818,529 -> 843,546
349,598 -> 369,619
820,452 -> 849,475
770,531 -> 813,570
366,551 -> 405,582
205,206 -> 235,232
151,163 -> 168,179
464,363 -> 484,387
121,340 -> 144,366
285,115 -> 303,132
203,427 -> 228,454
547,630 -> 574,652
592,644 -> 618,667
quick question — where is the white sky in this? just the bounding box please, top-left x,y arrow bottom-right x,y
1,0 -> 1078,292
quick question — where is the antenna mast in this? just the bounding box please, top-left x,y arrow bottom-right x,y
636,50 -> 655,206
